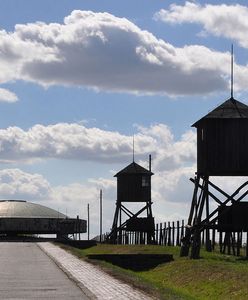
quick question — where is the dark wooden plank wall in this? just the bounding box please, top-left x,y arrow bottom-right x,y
117,175 -> 151,202
197,119 -> 248,176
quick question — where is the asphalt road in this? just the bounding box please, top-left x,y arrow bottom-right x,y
0,242 -> 89,299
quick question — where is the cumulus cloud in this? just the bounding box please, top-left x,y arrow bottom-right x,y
138,124 -> 196,171
0,168 -> 51,200
0,123 -> 196,169
0,123 -> 152,163
0,88 -> 18,103
1,10 -> 247,95
155,2 -> 248,49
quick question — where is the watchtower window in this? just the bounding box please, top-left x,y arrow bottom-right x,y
201,128 -> 204,141
142,176 -> 149,187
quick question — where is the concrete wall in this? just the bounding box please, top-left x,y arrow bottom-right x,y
0,217 -> 87,235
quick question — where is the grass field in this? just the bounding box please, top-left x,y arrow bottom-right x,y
59,243 -> 248,300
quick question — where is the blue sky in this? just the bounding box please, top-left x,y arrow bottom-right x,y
0,1 -> 248,237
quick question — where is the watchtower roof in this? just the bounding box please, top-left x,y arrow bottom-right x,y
114,161 -> 153,177
192,97 -> 248,127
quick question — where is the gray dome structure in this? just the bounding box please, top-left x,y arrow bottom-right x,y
0,200 -> 86,237
0,200 -> 67,219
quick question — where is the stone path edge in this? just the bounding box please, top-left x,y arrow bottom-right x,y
37,242 -> 96,300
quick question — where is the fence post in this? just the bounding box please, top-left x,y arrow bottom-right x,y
237,232 -> 241,256
231,232 -> 236,256
159,223 -> 163,245
246,232 -> 248,258
219,231 -> 223,253
172,221 -> 175,246
212,227 -> 216,251
141,232 -> 144,245
176,221 -> 180,246
227,232 -> 231,255
125,232 -> 128,245
156,223 -> 159,244
180,220 -> 185,245
168,222 -> 171,246
163,222 -> 166,246
201,228 -> 205,246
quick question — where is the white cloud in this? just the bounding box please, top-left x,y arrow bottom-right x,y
1,10 -> 247,95
0,123 -> 196,168
0,168 -> 51,199
0,123 -> 153,163
137,124 -> 196,171
155,2 -> 248,49
0,88 -> 18,103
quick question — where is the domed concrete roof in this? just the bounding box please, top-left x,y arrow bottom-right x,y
0,200 -> 67,219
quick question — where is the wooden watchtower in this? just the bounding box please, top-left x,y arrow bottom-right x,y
181,97 -> 248,258
107,157 -> 155,244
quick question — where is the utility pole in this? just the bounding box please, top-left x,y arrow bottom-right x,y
100,189 -> 103,243
87,203 -> 90,241
77,215 -> 81,241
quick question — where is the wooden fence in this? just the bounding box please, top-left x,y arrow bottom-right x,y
96,219 -> 248,257
155,221 -> 248,256
155,220 -> 185,247
96,220 -> 186,246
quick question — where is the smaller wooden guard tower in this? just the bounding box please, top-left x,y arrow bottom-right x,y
108,158 -> 155,244
181,97 -> 248,258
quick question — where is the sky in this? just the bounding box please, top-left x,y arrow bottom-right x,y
0,0 -> 248,238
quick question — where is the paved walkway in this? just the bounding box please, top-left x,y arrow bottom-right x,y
0,242 -> 88,299
38,242 -> 154,300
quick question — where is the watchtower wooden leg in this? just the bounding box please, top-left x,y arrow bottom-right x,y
180,175 -> 201,257
190,227 -> 201,259
205,178 -> 212,252
246,232 -> 248,258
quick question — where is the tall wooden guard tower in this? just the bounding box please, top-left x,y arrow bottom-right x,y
108,157 -> 155,244
181,97 -> 248,258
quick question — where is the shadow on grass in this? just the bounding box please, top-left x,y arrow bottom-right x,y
87,254 -> 173,271
57,240 -> 97,249
236,257 -> 248,261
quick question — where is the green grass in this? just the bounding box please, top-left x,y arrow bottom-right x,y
58,243 -> 248,300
